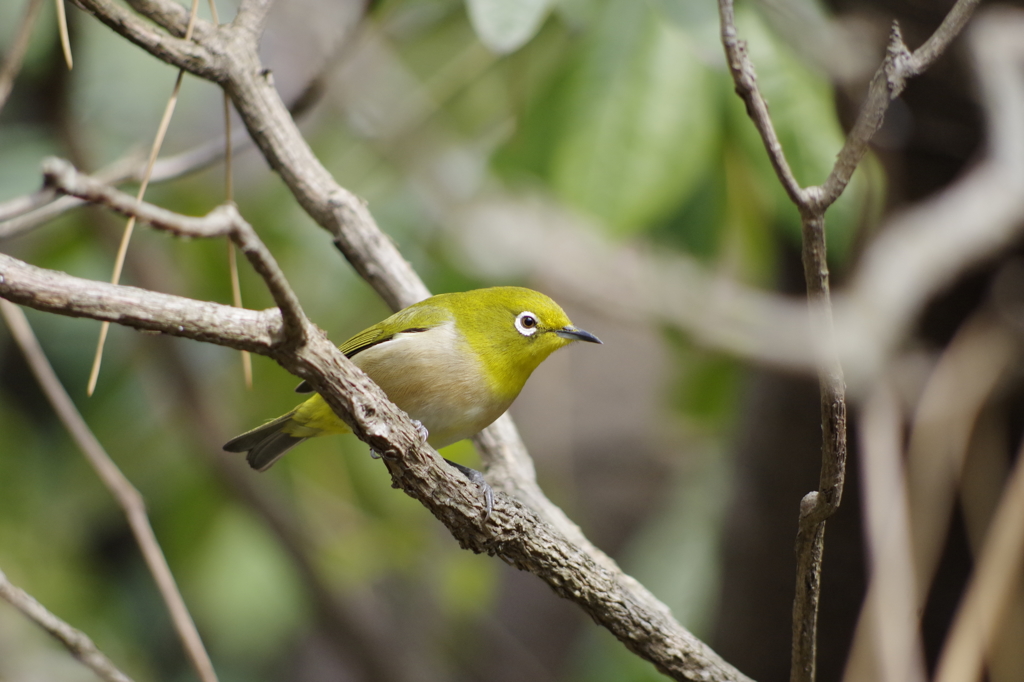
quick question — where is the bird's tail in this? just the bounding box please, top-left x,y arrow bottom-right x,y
223,411 -> 307,472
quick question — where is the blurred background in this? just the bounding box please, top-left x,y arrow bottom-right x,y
0,0 -> 1009,681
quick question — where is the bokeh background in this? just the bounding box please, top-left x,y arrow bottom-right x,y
0,0 -> 999,680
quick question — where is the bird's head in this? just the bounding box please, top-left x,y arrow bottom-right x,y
443,287 -> 601,398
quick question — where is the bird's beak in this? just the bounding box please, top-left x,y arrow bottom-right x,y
555,326 -> 602,344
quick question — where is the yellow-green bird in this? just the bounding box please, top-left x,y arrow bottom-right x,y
224,287 -> 601,472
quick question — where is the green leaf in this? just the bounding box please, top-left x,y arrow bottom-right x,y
466,0 -> 554,54
551,0 -> 718,235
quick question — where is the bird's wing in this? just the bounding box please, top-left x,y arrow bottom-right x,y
294,304 -> 451,393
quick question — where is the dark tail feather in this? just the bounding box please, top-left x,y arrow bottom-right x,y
223,412 -> 306,472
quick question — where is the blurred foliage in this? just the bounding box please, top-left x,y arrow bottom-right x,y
0,0 -> 879,680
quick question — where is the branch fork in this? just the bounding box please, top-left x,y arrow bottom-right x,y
3,153 -> 753,681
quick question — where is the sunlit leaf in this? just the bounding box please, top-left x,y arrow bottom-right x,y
551,0 -> 718,235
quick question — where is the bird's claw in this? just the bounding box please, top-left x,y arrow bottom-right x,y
369,447 -> 399,462
412,419 -> 429,444
444,458 -> 493,521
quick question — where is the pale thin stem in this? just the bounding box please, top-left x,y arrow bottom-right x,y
55,0 -> 72,69
211,0 -> 250,387
88,0 -> 201,395
857,383 -> 927,682
0,300 -> 218,682
0,567 -> 135,682
0,0 -> 46,112
934,434 -> 1024,682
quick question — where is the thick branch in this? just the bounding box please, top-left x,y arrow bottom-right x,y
43,3 -> 755,676
2,158 -> 750,679
0,248 -> 751,681
0,253 -> 279,350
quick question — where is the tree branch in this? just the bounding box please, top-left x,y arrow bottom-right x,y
0,243 -> 752,681
0,567 -> 136,682
2,159 -> 751,680
820,0 -> 982,207
0,300 -> 219,682
41,157 -> 307,343
717,1 -> 982,681
72,0 -> 219,79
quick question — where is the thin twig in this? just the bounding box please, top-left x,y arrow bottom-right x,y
718,4 -> 847,680
820,0 -> 983,207
716,1 -> 985,679
86,0 -> 200,396
934,431 -> 1024,682
0,567 -> 135,682
55,0 -> 73,69
0,0 -> 46,113
834,6 -> 1024,384
0,300 -> 217,682
205,0 -> 251,388
42,158 -> 308,343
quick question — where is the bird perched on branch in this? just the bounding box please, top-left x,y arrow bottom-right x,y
224,287 -> 601,483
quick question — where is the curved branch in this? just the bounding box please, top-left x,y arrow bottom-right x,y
0,246 -> 751,682
35,3 -> 754,677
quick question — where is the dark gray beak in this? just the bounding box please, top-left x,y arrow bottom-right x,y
555,326 -> 602,344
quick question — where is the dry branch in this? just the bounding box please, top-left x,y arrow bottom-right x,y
0,299 -> 217,682
717,0 -> 982,680
0,160 -> 751,682
0,567 -> 135,682
43,4 -> 756,679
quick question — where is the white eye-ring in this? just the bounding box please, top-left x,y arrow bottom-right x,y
515,311 -> 539,337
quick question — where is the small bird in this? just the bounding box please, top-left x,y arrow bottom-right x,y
224,287 -> 601,475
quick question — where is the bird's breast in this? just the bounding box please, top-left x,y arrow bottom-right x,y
352,323 -> 512,448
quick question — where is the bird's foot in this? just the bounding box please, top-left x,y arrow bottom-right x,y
412,419 -> 429,443
369,447 -> 400,461
444,458 -> 494,521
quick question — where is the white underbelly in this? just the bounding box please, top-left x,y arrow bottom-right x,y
352,324 -> 510,448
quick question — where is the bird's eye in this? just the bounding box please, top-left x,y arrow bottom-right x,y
515,311 -> 539,337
